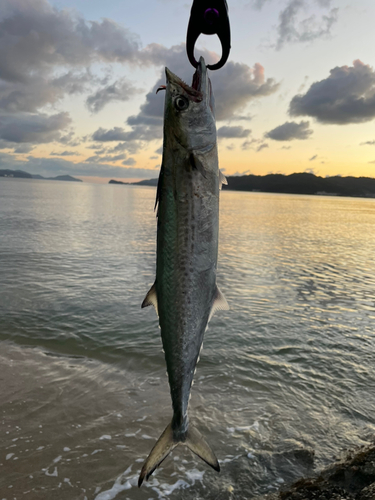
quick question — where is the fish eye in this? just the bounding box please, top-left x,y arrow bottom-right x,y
174,95 -> 189,111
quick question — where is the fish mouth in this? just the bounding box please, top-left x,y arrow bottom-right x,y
165,57 -> 209,103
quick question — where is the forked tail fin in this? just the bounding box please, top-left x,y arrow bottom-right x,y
138,421 -> 220,487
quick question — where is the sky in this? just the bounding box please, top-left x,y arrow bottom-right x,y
1,0 -> 375,182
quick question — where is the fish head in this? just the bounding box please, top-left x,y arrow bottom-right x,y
164,57 -> 216,154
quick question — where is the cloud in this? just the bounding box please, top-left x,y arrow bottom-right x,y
92,127 -> 129,142
265,120 -> 313,140
276,0 -> 338,50
86,78 -> 140,113
50,150 -> 76,156
0,112 -> 71,143
211,62 -> 280,120
251,0 -> 272,10
217,126 -> 251,139
124,44 -> 279,144
257,143 -> 269,152
0,0 -> 143,116
122,158 -> 136,166
0,0 -> 140,83
13,144 -> 34,154
360,140 -> 375,146
85,153 -> 127,163
92,124 -> 160,147
290,60 -> 375,124
241,138 -> 262,150
309,154 -> 317,161
0,1 -> 279,164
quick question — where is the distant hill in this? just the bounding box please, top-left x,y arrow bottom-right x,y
109,178 -> 158,186
0,169 -> 32,179
133,178 -> 158,186
222,173 -> 375,197
109,179 -> 129,185
46,175 -> 82,182
0,169 -> 82,182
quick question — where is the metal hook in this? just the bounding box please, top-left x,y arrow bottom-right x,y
186,0 -> 231,71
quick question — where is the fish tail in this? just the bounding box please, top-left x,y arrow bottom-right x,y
185,425 -> 220,472
138,421 -> 220,487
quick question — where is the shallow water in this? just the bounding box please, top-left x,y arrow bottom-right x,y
1,178 -> 375,499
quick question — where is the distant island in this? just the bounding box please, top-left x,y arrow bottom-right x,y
109,173 -> 375,198
0,169 -> 82,182
109,178 -> 158,186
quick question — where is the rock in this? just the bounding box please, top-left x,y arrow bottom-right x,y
255,440 -> 375,500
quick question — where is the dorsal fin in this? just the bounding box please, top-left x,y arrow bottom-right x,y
141,283 -> 158,316
154,166 -> 164,216
208,285 -> 229,322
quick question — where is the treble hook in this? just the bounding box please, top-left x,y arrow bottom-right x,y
186,0 -> 231,71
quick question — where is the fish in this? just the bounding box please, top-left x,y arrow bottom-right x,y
139,56 -> 228,487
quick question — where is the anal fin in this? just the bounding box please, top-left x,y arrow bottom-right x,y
208,285 -> 229,322
141,282 -> 158,315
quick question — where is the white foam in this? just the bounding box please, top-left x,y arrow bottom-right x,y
6,453 -> 14,460
95,462 -> 206,500
99,435 -> 112,441
45,467 -> 58,477
219,455 -> 241,464
185,469 -> 204,482
151,478 -> 189,498
94,466 -> 134,500
63,447 -> 71,452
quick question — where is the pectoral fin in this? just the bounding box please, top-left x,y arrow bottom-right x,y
190,153 -> 207,178
141,283 -> 158,315
208,285 -> 229,322
219,170 -> 228,190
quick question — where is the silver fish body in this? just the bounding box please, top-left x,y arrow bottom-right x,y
139,57 -> 228,486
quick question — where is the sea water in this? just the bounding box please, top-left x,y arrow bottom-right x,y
1,178 -> 375,499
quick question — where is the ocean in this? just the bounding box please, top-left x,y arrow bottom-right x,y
1,177 -> 375,500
